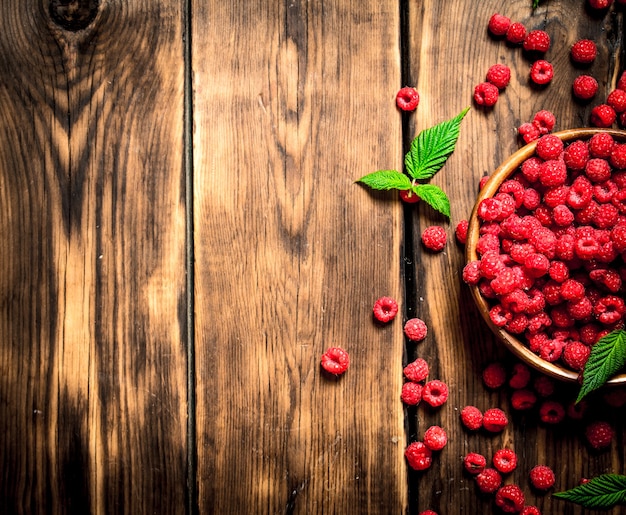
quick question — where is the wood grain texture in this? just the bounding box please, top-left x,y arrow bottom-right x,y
406,1 -> 625,514
0,1 -> 188,513
192,1 -> 406,513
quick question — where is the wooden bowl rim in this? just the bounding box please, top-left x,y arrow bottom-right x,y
466,128 -> 626,384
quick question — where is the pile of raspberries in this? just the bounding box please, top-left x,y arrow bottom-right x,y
464,131 -> 626,373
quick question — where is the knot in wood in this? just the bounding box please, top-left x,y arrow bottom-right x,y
49,0 -> 99,32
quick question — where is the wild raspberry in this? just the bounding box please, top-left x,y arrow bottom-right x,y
455,219 -> 469,244
488,13 -> 511,36
403,357 -> 429,382
533,110 -> 556,134
320,347 -> 350,375
521,507 -> 542,515
586,158 -> 612,183
423,425 -> 447,451
509,362 -> 531,389
495,484 -> 525,513
519,122 -> 541,144
524,30 -> 550,53
482,362 -> 507,389
610,143 -> 626,168
564,141 -> 590,171
464,452 -> 487,474
539,159 -> 567,187
539,400 -> 565,424
506,22 -> 527,44
530,59 -> 554,85
483,408 -> 508,432
476,468 -> 502,494
486,64 -> 511,89
399,189 -> 420,203
573,75 -> 598,100
422,379 -> 448,407
474,81 -> 499,106
608,89 -> 626,113
510,389 -> 537,410
536,134 -> 564,160
585,421 -> 614,450
422,226 -> 447,251
590,104 -> 617,128
396,87 -> 420,111
529,465 -> 556,490
460,405 -> 483,431
571,39 -> 597,64
562,341 -> 591,371
401,382 -> 423,405
493,448 -> 518,474
373,296 -> 398,323
404,441 -> 432,471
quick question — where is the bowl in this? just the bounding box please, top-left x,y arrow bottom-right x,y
466,128 -> 626,384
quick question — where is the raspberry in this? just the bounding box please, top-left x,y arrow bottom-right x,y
510,388 -> 537,410
590,267 -> 622,292
476,468 -> 502,494
571,39 -> 597,64
607,89 -> 626,113
536,134 -> 564,160
493,448 -> 518,474
488,13 -> 511,36
396,87 -> 420,111
320,347 -> 350,375
418,511 -> 438,515
519,122 -> 541,144
539,159 -> 567,187
589,132 -> 615,157
610,143 -> 626,168
486,64 -> 511,89
509,362 -> 531,389
474,81 -> 499,106
594,295 -> 626,324
399,189 -> 421,203
524,253 -> 550,277
532,110 -> 556,134
567,297 -> 594,320
521,156 -> 543,182
564,141 -> 590,171
476,233 -> 501,255
538,337 -> 564,362
495,484 -> 525,513
455,219 -> 469,244
479,175 -> 491,189
588,0 -> 614,8
492,268 -> 522,295
567,398 -> 588,419
422,226 -> 447,251
523,30 -> 550,53
590,104 -> 617,128
460,405 -> 483,431
575,232 -> 600,259
404,441 -> 432,471
482,361 -> 507,389
483,408 -> 508,432
584,420 -> 614,450
401,382 -> 423,405
529,465 -> 556,490
611,224 -> 626,251
593,203 -> 619,228
423,425 -> 447,451
530,59 -> 554,85
464,452 -> 487,474
373,296 -> 398,323
563,341 -> 591,371
462,260 -> 482,284
403,357 -> 429,382
539,400 -> 566,424
403,318 -> 428,342
552,204 -> 574,227
568,176 -> 593,209
533,374 -> 555,397
422,379 -> 449,407
572,75 -> 598,100
560,278 -> 585,301
586,158 -> 612,183
506,22 -> 527,44
520,507 -> 542,515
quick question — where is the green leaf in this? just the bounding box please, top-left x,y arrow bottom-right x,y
532,0 -> 540,8
553,474 -> 626,509
414,184 -> 450,218
405,106 -> 470,181
577,329 -> 626,403
356,170 -> 412,191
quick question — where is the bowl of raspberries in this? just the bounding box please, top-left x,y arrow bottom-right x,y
465,128 -> 626,384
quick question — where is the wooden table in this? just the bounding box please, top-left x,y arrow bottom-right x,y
1,1 -> 624,513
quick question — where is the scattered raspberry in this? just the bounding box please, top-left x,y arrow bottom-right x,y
588,0 -> 614,8
474,81 -> 499,106
573,75 -> 598,100
607,89 -> 626,113
523,30 -> 550,53
520,507 -> 542,515
486,64 -> 511,89
401,382 -> 423,405
483,408 -> 508,432
455,219 -> 469,244
506,22 -> 527,44
418,511 -> 438,515
396,87 -> 420,111
488,13 -> 511,36
320,347 -> 350,375
422,226 -> 447,252
529,465 -> 556,490
476,468 -> 502,494
532,110 -> 556,134
422,380 -> 449,407
590,104 -> 617,128
404,441 -> 432,471
479,175 -> 491,190
585,421 -> 614,450
399,189 -> 421,203
373,296 -> 398,323
495,484 -> 525,513
533,375 -> 555,397
423,425 -> 447,451
510,389 -> 537,410
493,448 -> 518,474
539,400 -> 566,424
482,362 -> 507,389
460,405 -> 483,431
571,39 -> 597,64
403,358 -> 429,382
530,59 -> 554,85
403,318 -> 428,342
464,452 -> 487,475
509,362 -> 531,389
518,122 -> 541,143
567,398 -> 588,419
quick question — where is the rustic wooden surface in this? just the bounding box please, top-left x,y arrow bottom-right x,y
0,0 -> 624,514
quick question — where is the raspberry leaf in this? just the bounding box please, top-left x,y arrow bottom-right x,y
405,106 -> 470,181
553,474 -> 626,509
356,170 -> 412,191
414,184 -> 450,218
576,329 -> 626,403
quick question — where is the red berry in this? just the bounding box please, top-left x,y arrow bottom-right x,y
610,143 -> 626,169
495,484 -> 525,513
510,389 -> 537,410
529,465 -> 556,490
483,408 -> 508,432
493,448 -> 518,474
588,0 -> 613,8
523,30 -> 550,53
539,400 -> 565,424
418,511 -> 438,515
474,81 -> 499,106
536,134 -> 564,160
618,70 -> 626,91
572,75 -> 598,100
455,219 -> 469,244
373,296 -> 398,323
460,405 -> 483,431
563,341 -> 591,371
488,13 -> 511,36
404,441 -> 432,471
539,159 -> 567,187
532,110 -> 556,134
530,59 -> 554,85
399,188 -> 420,203
403,357 -> 429,382
607,89 -> 626,113
585,421 -> 614,450
589,132 -> 615,157
401,382 -> 423,405
519,122 -> 541,143
486,64 -> 511,89
320,347 -> 350,375
509,362 -> 531,389
590,104 -> 617,128
506,22 -> 527,44
423,425 -> 447,451
421,226 -> 447,252
403,317 -> 428,342
533,375 -> 555,397
571,39 -> 597,64
476,468 -> 502,494
464,452 -> 487,474
396,87 -> 420,111
422,379 -> 449,407
482,361 -> 507,389
521,507 -> 542,515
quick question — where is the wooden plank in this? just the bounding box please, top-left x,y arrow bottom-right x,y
0,2 -> 188,513
406,1 -> 625,514
192,1 -> 406,512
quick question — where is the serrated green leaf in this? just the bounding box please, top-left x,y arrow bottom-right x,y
414,184 -> 450,218
577,329 -> 626,403
405,106 -> 470,181
553,474 -> 626,509
356,170 -> 412,191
